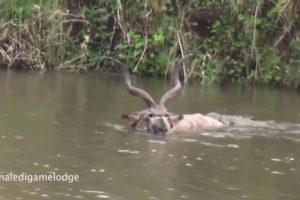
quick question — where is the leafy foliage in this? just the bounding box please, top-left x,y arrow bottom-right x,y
1,0 -> 300,88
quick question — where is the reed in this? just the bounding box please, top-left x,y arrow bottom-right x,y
0,0 -> 85,71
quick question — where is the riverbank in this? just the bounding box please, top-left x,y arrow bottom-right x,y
0,0 -> 300,89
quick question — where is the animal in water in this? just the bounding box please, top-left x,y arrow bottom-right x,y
105,55 -> 224,135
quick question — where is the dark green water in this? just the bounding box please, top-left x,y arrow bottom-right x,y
0,71 -> 300,200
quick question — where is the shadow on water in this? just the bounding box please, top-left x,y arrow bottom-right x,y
0,71 -> 300,200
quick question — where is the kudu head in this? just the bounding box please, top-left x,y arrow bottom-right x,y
106,54 -> 192,135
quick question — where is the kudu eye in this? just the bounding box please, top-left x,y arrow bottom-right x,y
148,113 -> 154,118
164,114 -> 169,117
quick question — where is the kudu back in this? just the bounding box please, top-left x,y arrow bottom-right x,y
106,55 -> 223,135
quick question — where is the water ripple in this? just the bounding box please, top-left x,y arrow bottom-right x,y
148,140 -> 166,144
271,171 -> 286,175
200,142 -> 239,149
117,149 -> 140,154
103,122 -> 127,132
79,189 -> 107,195
97,195 -> 110,199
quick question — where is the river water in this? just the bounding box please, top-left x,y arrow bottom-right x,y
0,71 -> 300,200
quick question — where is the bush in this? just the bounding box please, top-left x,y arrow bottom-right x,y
1,0 -> 300,88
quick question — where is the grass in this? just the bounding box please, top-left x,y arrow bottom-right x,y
0,0 -> 86,71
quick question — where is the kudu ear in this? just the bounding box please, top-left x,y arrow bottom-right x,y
169,115 -> 184,126
121,113 -> 141,127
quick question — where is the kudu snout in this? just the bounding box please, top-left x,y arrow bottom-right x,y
105,54 -> 192,134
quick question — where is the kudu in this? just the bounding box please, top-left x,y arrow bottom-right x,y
106,55 -> 223,135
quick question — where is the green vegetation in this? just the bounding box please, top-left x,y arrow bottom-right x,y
1,0 -> 300,88
0,0 -> 85,70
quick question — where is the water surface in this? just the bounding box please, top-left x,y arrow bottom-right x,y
0,71 -> 300,200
